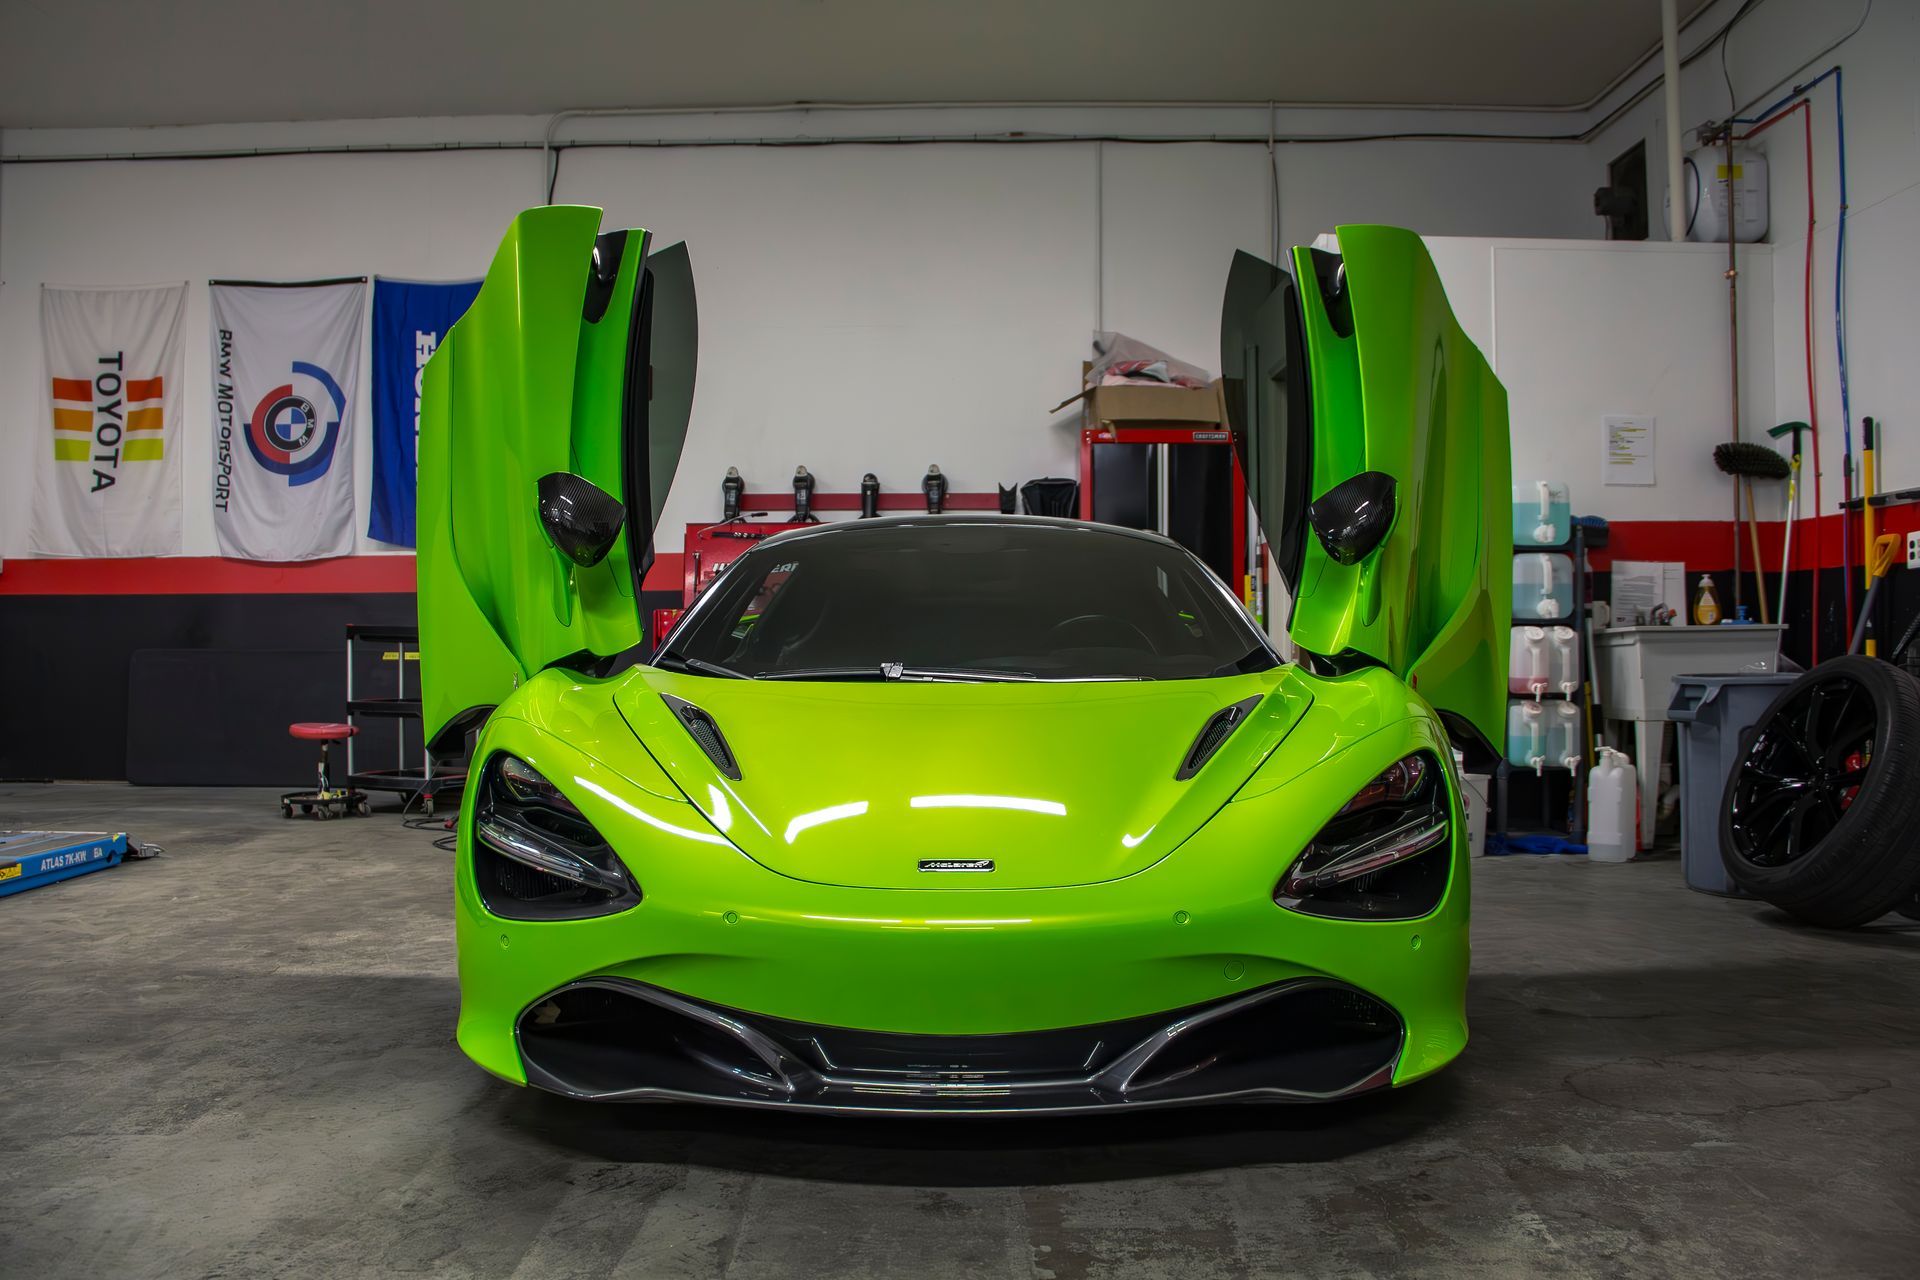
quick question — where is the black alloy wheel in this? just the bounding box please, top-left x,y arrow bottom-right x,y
1720,655 -> 1920,927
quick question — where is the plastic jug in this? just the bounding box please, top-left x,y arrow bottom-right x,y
1587,747 -> 1637,862
1452,747 -> 1490,859
1512,553 -> 1573,620
1545,702 -> 1583,771
1513,480 -> 1570,546
1506,701 -> 1547,774
1508,626 -> 1581,696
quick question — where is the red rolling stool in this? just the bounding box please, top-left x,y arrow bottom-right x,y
282,722 -> 369,819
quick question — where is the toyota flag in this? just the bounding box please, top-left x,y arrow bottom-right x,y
35,283 -> 187,556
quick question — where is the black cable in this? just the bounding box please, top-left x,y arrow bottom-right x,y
1720,0 -> 1761,116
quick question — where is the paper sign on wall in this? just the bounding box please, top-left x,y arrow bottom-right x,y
1604,414 -> 1656,486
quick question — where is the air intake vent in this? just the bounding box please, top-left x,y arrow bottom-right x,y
1175,695 -> 1264,781
662,694 -> 742,780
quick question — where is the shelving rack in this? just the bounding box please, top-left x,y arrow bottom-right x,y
344,623 -> 466,816
1496,524 -> 1590,838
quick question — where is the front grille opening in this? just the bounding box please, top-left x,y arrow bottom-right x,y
519,984 -> 789,1100
1125,984 -> 1401,1100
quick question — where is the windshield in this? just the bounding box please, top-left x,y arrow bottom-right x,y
657,520 -> 1278,681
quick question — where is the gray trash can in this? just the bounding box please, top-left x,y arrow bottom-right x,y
1667,672 -> 1801,897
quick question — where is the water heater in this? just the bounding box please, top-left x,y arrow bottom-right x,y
1665,147 -> 1769,243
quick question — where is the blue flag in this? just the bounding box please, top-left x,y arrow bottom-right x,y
368,277 -> 480,546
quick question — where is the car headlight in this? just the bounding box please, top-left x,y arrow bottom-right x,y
472,754 -> 641,920
1275,751 -> 1452,920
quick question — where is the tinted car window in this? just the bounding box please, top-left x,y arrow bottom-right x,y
660,521 -> 1277,681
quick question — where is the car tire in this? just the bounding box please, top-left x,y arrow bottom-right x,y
1719,655 -> 1920,927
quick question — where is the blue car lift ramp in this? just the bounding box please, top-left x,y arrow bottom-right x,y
0,831 -> 128,898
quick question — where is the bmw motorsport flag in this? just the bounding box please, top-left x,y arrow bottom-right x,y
368,277 -> 480,546
209,278 -> 366,561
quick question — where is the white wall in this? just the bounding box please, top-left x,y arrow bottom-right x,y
1426,236 -> 1774,522
0,109 -> 1600,562
1583,0 -> 1918,506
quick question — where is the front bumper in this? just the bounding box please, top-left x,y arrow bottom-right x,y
455,674 -> 1470,1103
517,976 -> 1403,1114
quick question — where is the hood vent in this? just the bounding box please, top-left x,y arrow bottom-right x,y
1175,695 -> 1265,781
661,694 -> 742,780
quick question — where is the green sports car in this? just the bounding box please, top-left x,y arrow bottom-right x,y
418,207 -> 1510,1113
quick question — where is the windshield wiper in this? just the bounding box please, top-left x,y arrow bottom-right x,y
755,663 -> 1152,683
891,665 -> 1040,682
756,663 -> 1039,682
655,653 -> 750,679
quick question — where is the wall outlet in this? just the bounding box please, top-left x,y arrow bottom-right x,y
1908,530 -> 1920,570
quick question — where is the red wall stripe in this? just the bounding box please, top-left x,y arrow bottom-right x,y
5,511 -> 1915,597
0,556 -> 417,596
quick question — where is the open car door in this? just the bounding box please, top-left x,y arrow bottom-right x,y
1222,224 -> 1510,754
418,206 -> 697,752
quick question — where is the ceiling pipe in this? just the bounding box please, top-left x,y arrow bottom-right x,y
1661,0 -> 1686,241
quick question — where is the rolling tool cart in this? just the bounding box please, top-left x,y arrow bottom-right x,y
344,623 -> 466,815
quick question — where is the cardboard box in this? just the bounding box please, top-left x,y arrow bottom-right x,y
1054,374 -> 1229,429
1086,381 -> 1227,428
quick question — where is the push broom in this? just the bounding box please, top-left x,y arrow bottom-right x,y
1714,441 -> 1792,623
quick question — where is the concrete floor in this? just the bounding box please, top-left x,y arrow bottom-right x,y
1,782 -> 1916,1279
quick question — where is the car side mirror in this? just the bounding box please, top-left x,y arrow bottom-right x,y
1306,471 -> 1397,565
537,472 -> 626,568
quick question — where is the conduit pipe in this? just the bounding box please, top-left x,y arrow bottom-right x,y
1661,0 -> 1685,243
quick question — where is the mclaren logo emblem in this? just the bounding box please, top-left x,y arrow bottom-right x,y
918,858 -> 995,873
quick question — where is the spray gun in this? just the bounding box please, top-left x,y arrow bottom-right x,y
922,464 -> 948,514
792,466 -> 818,523
859,473 -> 881,519
721,466 -> 745,521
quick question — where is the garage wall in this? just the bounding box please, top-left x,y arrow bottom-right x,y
1581,0 -> 1919,505
0,110 -> 1599,565
1425,236 -> 1775,523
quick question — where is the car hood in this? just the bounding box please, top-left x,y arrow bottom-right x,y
614,668 -> 1313,889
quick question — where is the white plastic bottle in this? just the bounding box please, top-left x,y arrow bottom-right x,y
1587,747 -> 1637,863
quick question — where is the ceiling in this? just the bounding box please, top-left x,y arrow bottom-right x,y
0,0 -> 1714,130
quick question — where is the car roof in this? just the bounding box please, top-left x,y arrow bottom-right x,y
737,513 -> 1189,554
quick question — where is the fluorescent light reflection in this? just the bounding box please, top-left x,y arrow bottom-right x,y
909,794 -> 1066,816
572,775 -> 731,846
705,785 -> 734,833
783,800 -> 870,845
